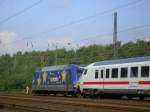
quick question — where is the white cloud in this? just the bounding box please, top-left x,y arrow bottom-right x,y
0,32 -> 16,44
0,32 -> 21,55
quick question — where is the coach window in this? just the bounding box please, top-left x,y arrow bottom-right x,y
112,68 -> 118,78
130,67 -> 138,78
95,70 -> 99,79
106,69 -> 110,78
101,70 -> 103,78
141,66 -> 149,77
83,69 -> 87,75
121,67 -> 128,78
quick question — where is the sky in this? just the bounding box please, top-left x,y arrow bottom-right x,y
0,0 -> 150,55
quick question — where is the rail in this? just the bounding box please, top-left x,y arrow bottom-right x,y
0,93 -> 150,112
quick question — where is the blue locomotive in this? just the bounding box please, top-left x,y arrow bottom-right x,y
32,64 -> 83,96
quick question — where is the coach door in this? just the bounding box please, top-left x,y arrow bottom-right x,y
99,68 -> 105,90
129,66 -> 139,89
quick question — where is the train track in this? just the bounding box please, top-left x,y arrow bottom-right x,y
0,93 -> 150,112
1,93 -> 150,107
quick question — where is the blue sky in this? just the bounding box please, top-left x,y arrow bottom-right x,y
0,0 -> 150,55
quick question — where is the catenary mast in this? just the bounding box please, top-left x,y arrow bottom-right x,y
113,12 -> 118,59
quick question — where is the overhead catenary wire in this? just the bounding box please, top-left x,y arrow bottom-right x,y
118,24 -> 150,33
0,0 -> 147,53
31,0 -> 143,35
75,24 -> 150,43
0,0 -> 43,25
1,23 -> 150,48
0,0 -> 143,40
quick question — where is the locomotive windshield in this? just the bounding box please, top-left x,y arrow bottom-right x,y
77,68 -> 84,77
83,69 -> 87,75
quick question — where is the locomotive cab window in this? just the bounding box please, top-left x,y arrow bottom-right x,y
112,68 -> 118,78
106,69 -> 110,78
121,67 -> 128,78
130,67 -> 138,78
141,66 -> 149,77
95,70 -> 99,79
83,69 -> 87,75
77,69 -> 84,77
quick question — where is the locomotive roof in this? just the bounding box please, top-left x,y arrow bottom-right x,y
41,64 -> 70,71
93,56 -> 150,66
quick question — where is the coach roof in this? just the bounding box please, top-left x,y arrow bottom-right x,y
93,56 -> 150,66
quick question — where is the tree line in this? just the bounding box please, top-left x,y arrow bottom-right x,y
0,40 -> 150,90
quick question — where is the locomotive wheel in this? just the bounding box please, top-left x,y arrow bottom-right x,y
128,96 -> 133,100
82,93 -> 87,98
53,93 -> 56,96
140,96 -> 144,100
72,92 -> 77,97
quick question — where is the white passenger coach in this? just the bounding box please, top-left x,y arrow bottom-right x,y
80,56 -> 150,99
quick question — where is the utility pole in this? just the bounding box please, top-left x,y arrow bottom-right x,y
55,43 -> 58,65
52,43 -> 58,65
13,55 -> 17,77
113,12 -> 118,59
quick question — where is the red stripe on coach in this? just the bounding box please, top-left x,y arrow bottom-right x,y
139,81 -> 150,84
